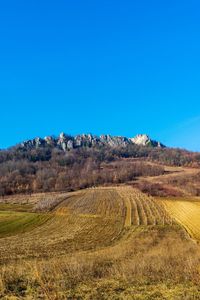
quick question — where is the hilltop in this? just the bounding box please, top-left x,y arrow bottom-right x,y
0,132 -> 200,196
1,134 -> 200,298
19,133 -> 164,151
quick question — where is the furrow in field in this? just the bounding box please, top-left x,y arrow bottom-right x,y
0,186 -> 173,263
160,199 -> 200,240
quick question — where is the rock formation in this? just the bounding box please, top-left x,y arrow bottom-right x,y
20,133 -> 164,151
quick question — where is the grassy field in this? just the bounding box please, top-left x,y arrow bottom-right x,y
159,197 -> 200,241
0,187 -> 172,262
0,187 -> 200,299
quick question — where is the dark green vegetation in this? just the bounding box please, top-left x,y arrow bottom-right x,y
0,203 -> 33,212
0,210 -> 51,238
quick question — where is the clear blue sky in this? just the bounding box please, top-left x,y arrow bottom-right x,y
1,0 -> 200,151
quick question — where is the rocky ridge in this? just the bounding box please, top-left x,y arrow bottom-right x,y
20,133 -> 164,151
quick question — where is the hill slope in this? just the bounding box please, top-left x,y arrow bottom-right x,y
0,132 -> 200,196
0,186 -> 172,262
1,187 -> 200,299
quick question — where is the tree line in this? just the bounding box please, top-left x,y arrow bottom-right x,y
0,144 -> 199,196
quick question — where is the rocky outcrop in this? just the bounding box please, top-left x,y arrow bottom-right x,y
21,137 -> 45,149
20,133 -> 164,151
130,134 -> 163,147
100,135 -> 131,147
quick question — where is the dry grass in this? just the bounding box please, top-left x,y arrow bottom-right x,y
0,187 -> 200,299
134,164 -> 200,197
160,197 -> 200,241
1,226 -> 200,299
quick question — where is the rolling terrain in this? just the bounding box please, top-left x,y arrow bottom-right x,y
0,187 -> 172,263
0,185 -> 200,299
